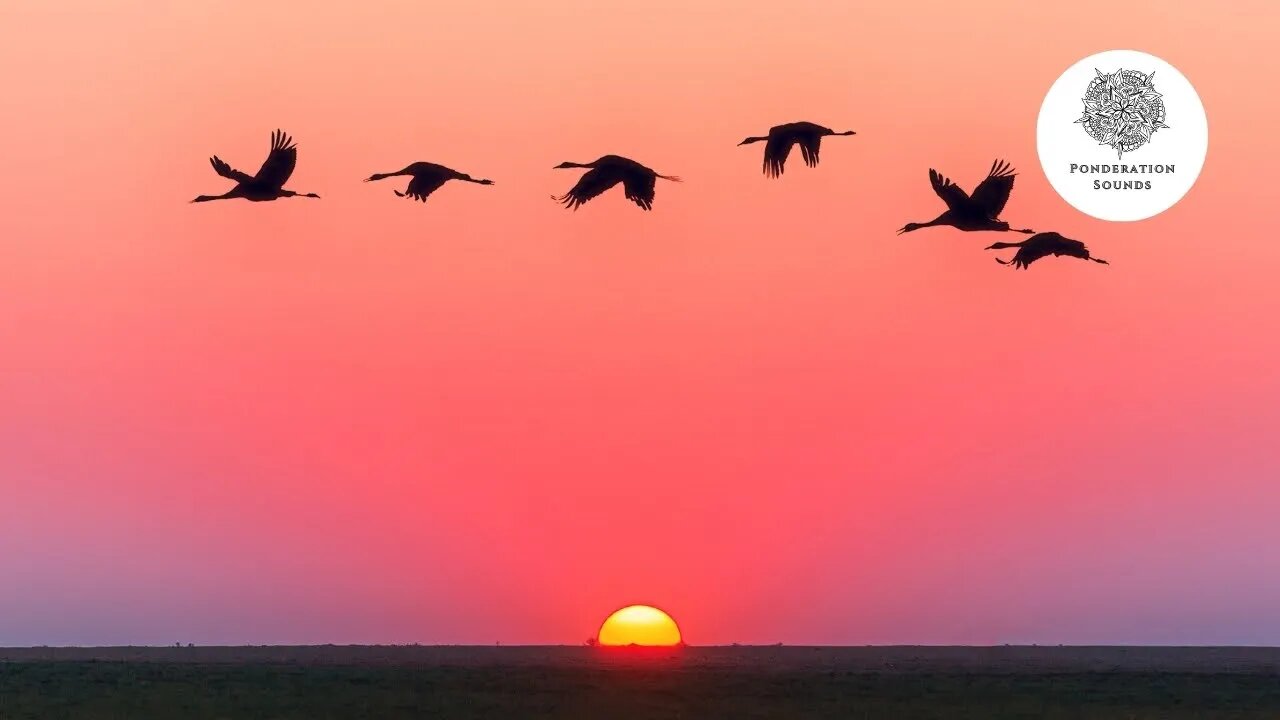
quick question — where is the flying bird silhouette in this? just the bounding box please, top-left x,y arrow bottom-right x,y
986,232 -> 1109,269
738,122 -> 856,177
192,130 -> 320,203
898,160 -> 1033,235
364,162 -> 494,202
552,155 -> 680,211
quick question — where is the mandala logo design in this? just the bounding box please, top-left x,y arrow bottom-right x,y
1075,68 -> 1170,159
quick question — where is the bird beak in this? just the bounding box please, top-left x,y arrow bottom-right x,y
895,227 -> 907,235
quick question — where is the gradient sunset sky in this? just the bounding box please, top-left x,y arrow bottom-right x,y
2,0 -> 1279,646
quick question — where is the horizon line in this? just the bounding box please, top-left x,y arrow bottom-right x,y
7,643 -> 1280,649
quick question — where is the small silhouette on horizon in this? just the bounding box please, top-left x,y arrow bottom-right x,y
365,162 -> 494,202
192,130 -> 320,203
898,160 -> 1033,235
738,122 -> 856,178
552,155 -> 680,211
986,232 -> 1109,269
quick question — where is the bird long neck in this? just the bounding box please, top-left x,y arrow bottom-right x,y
192,190 -> 235,203
988,241 -> 1025,249
742,136 -> 768,144
834,130 -> 856,136
902,215 -> 952,234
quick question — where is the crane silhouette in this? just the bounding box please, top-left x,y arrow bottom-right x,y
552,155 -> 680,211
192,130 -> 320,203
986,232 -> 1109,269
738,122 -> 856,177
897,160 -> 1033,235
364,162 -> 494,202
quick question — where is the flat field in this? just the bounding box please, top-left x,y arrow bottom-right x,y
3,645 -> 1279,719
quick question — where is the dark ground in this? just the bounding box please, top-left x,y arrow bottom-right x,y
3,645 -> 1280,719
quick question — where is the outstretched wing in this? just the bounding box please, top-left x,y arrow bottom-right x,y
928,168 -> 970,212
252,129 -> 298,190
555,167 -> 622,211
969,159 -> 1017,219
622,171 -> 658,211
763,131 -> 794,178
396,173 -> 450,202
209,156 -> 252,184
798,132 -> 823,168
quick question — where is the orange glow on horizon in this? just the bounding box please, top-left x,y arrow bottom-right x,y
597,605 -> 683,647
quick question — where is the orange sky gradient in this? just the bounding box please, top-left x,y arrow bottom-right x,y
2,1 -> 1279,646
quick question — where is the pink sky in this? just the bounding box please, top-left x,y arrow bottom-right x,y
1,0 -> 1279,645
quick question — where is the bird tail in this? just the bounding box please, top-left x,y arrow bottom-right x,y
656,174 -> 682,182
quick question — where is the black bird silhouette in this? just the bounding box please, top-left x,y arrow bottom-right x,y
898,160 -> 1033,234
986,232 -> 1109,269
192,130 -> 320,203
738,122 -> 856,177
553,155 -> 680,211
364,162 -> 494,202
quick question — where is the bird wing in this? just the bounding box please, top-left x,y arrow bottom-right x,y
785,121 -> 830,135
1014,244 -> 1053,267
251,129 -> 298,189
969,159 -> 1017,218
1051,237 -> 1090,259
797,131 -> 822,168
622,171 -> 657,211
399,173 -> 450,202
928,169 -> 970,212
763,132 -> 794,178
209,156 -> 253,184
555,167 -> 622,210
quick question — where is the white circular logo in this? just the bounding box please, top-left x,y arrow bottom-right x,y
1037,49 -> 1208,222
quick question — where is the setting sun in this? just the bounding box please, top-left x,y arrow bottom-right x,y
596,605 -> 683,647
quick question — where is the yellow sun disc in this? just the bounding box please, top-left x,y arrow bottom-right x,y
597,605 -> 682,647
